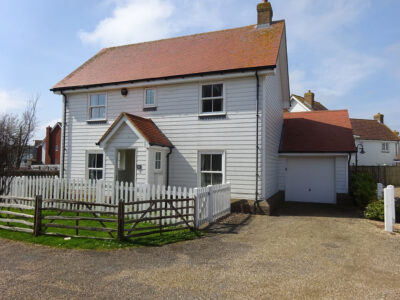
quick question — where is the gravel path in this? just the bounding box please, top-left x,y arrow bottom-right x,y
1,204 -> 399,299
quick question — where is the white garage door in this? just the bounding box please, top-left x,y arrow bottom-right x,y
285,157 -> 335,204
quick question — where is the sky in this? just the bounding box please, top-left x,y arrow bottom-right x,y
0,0 -> 399,141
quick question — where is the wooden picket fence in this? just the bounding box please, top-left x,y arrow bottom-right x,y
0,177 -> 232,238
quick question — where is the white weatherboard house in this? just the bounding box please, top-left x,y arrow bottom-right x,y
51,1 -> 353,205
350,113 -> 400,166
288,90 -> 328,113
52,1 -> 289,202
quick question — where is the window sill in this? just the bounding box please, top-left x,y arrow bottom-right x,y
199,112 -> 226,120
143,106 -> 157,112
86,119 -> 107,124
381,151 -> 390,153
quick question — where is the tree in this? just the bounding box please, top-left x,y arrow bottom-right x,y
0,95 -> 38,194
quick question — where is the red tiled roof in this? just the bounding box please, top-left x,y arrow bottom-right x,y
52,21 -> 285,90
280,110 -> 356,153
98,113 -> 173,148
291,94 -> 328,111
350,118 -> 400,141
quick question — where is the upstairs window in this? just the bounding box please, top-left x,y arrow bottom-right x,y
382,142 -> 390,152
87,153 -> 103,180
201,84 -> 224,114
89,94 -> 106,120
144,88 -> 156,107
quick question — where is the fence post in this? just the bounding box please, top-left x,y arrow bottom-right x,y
193,188 -> 199,229
384,185 -> 395,232
117,200 -> 125,240
207,185 -> 213,223
33,195 -> 42,237
377,183 -> 384,200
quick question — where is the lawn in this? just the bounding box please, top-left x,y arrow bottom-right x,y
0,208 -> 201,250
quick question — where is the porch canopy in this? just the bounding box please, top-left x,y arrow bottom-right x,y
97,112 -> 173,148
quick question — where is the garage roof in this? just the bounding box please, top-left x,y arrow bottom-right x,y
280,110 -> 356,153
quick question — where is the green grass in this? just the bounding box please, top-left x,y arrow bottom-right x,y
0,209 -> 202,250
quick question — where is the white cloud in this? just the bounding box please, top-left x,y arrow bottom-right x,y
0,89 -> 27,114
78,0 -> 228,47
385,42 -> 400,81
79,0 -> 175,47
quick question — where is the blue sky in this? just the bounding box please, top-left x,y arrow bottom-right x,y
0,0 -> 399,140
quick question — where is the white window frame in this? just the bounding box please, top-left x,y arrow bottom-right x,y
155,151 -> 162,171
86,151 -> 104,180
144,88 -> 157,108
87,93 -> 107,121
197,151 -> 225,187
382,142 -> 390,153
199,83 -> 226,116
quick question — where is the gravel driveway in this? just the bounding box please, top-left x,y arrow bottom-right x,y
1,203 -> 399,299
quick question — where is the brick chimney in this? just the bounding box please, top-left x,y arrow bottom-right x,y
374,113 -> 384,124
257,0 -> 273,28
304,90 -> 315,109
45,126 -> 51,165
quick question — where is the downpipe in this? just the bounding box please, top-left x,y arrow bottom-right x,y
253,71 -> 260,213
60,91 -> 67,178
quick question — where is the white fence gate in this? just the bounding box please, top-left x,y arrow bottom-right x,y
0,177 -> 231,228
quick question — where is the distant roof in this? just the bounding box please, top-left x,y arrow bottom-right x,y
350,119 -> 400,141
291,94 -> 328,111
280,110 -> 356,153
52,21 -> 285,91
97,112 -> 173,148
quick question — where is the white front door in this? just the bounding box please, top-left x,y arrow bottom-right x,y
285,157 -> 335,204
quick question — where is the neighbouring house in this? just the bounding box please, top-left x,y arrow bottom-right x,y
279,110 -> 356,203
395,153 -> 400,166
350,113 -> 400,166
35,122 -> 62,165
289,90 -> 328,112
50,1 -> 352,204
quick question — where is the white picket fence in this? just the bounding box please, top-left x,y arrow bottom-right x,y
0,177 -> 231,228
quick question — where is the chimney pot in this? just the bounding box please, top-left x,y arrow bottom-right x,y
257,0 -> 273,27
374,113 -> 384,124
304,90 -> 315,109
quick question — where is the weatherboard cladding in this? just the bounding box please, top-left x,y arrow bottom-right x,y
52,21 -> 285,90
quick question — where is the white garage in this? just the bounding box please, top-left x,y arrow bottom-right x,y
284,157 -> 335,203
279,110 -> 357,204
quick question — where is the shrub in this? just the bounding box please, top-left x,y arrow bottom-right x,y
351,173 -> 377,208
364,198 -> 400,222
364,200 -> 384,221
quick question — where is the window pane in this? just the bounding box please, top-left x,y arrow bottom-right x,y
202,85 -> 212,98
99,107 -> 106,119
90,95 -> 98,106
201,173 -> 212,187
88,154 -> 96,168
98,94 -> 106,106
212,173 -> 223,185
211,154 -> 222,171
90,107 -> 98,119
213,84 -> 223,97
201,154 -> 211,171
96,170 -> 103,180
202,99 -> 212,113
96,154 -> 103,168
213,98 -> 223,112
89,170 -> 96,180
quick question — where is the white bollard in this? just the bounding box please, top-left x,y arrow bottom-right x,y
384,185 -> 395,232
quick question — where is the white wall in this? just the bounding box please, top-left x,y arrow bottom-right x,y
288,98 -> 309,112
279,155 -> 349,195
350,139 -> 399,166
63,76 -> 263,199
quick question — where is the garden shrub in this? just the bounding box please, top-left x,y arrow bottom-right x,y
364,200 -> 384,221
351,173 -> 377,208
